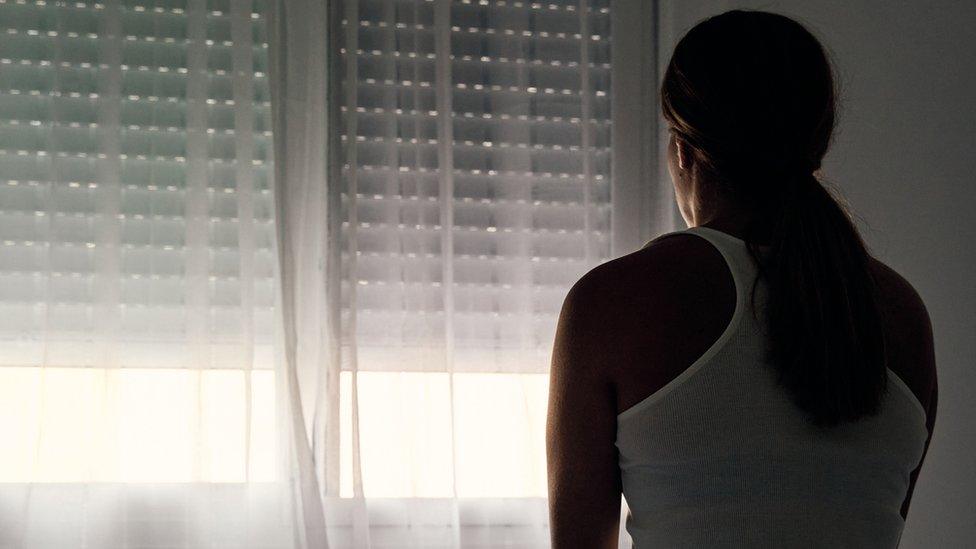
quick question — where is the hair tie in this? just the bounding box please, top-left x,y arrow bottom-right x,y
792,158 -> 821,175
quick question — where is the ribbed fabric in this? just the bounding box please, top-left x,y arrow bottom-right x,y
615,226 -> 929,548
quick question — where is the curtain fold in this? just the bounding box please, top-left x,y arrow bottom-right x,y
267,0 -> 370,547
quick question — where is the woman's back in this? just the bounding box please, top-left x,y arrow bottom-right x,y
545,11 -> 937,548
609,225 -> 936,548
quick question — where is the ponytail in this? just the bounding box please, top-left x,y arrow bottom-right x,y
662,10 -> 892,428
749,172 -> 888,428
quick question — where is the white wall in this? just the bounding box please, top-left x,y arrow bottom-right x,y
657,2 -> 976,546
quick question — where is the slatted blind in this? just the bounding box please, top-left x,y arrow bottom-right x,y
338,0 -> 612,374
0,0 -> 276,371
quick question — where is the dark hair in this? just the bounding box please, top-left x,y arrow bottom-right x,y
661,10 -> 887,428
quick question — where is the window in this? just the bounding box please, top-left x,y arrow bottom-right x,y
0,2 -> 657,541
336,0 -> 612,498
0,0 -> 278,483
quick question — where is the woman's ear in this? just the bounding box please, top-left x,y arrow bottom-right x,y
675,138 -> 690,172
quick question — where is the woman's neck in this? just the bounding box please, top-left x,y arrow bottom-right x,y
693,206 -> 774,246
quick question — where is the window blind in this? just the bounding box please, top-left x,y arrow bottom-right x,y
339,0 -> 612,374
334,0 -> 612,502
0,0 -> 276,370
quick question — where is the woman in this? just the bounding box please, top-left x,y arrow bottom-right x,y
546,10 -> 937,549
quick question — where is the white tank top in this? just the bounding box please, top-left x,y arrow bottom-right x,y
615,225 -> 929,548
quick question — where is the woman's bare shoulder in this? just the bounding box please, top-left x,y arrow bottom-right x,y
562,232 -> 734,400
565,232 -> 729,320
867,257 -> 937,415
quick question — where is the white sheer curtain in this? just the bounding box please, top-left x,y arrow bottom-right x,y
268,0 -> 621,546
0,0 -> 662,546
0,1 -> 306,547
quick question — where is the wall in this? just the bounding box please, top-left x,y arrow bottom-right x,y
657,2 -> 976,546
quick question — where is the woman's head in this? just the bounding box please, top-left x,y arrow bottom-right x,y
662,10 -> 835,225
661,10 -> 889,428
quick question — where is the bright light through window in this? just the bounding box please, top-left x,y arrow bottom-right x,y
1,366 -> 548,495
340,371 -> 549,498
0,368 -> 277,483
